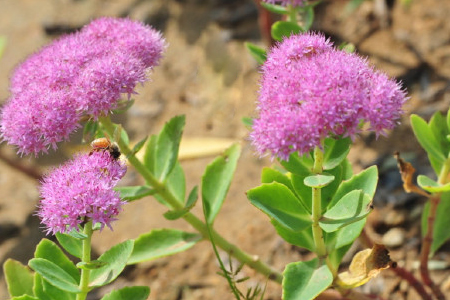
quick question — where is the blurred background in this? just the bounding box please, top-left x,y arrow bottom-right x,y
0,0 -> 449,299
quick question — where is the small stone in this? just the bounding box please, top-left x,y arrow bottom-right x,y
382,228 -> 406,248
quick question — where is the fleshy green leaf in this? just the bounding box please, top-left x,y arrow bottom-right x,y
28,259 -> 80,293
164,186 -> 198,220
319,190 -> 372,232
271,21 -> 303,41
115,186 -> 155,202
327,166 -> 378,210
272,221 -> 314,251
323,137 -> 351,170
280,152 -> 313,176
55,233 -> 83,259
261,1 -> 288,14
34,273 -> 76,300
291,173 -> 312,213
34,239 -> 79,282
202,144 -> 241,224
247,182 -> 312,231
82,120 -> 98,143
300,5 -> 314,31
283,258 -> 333,300
76,260 -> 107,270
10,296 -> 39,300
101,286 -> 150,300
417,175 -> 450,193
154,162 -> 186,206
143,115 -> 185,182
429,112 -> 450,159
411,114 -> 446,174
303,174 -> 335,188
128,136 -> 148,157
261,167 -> 293,190
244,42 -> 267,65
3,259 -> 34,297
89,240 -> 134,287
128,229 -> 202,265
422,192 -> 450,255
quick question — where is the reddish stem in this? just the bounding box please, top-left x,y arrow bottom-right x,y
253,0 -> 275,46
421,194 -> 446,300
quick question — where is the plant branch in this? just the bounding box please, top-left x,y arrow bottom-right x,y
312,146 -> 327,259
100,117 -> 283,284
76,221 -> 93,300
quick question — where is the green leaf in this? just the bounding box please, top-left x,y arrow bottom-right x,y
115,186 -> 155,202
429,111 -> 450,158
291,174 -> 312,213
34,273 -> 76,300
154,162 -> 186,206
327,166 -> 378,210
101,286 -> 150,300
303,174 -> 335,188
34,239 -> 79,282
411,114 -> 446,174
326,218 -> 366,251
244,42 -> 267,65
128,136 -> 148,157
164,186 -> 198,220
202,144 -> 241,224
280,152 -> 314,176
10,296 -> 39,300
271,21 -> 303,41
422,192 -> 450,255
272,221 -> 314,251
112,99 -> 135,114
89,240 -> 134,287
283,258 -> 333,300
128,229 -> 202,264
417,175 -> 450,193
323,137 -> 351,170
28,259 -> 80,293
3,259 -> 34,297
300,5 -> 314,31
261,2 -> 288,14
247,182 -> 312,231
319,190 -> 372,232
82,120 -> 98,143
144,115 -> 185,182
76,260 -> 107,270
55,233 -> 83,259
241,116 -> 254,127
66,228 -> 87,240
261,167 -> 293,191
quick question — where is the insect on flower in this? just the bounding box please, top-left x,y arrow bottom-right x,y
90,137 -> 121,160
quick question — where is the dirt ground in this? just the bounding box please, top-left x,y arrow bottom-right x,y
0,0 -> 450,299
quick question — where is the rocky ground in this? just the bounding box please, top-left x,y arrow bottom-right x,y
0,0 -> 450,299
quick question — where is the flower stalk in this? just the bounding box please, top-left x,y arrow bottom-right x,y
76,221 -> 93,300
312,146 -> 327,259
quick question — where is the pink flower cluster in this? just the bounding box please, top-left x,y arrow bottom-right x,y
251,33 -> 407,160
38,151 -> 127,235
263,0 -> 306,7
1,17 -> 166,155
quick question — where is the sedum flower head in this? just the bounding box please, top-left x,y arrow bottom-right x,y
262,0 -> 306,7
251,32 -> 407,160
1,17 -> 166,156
37,151 -> 127,235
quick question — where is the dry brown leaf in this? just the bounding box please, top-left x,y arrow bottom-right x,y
394,152 -> 429,197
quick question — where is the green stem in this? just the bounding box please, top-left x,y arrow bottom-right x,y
99,117 -> 283,284
76,221 -> 93,300
286,4 -> 298,23
312,146 -> 327,259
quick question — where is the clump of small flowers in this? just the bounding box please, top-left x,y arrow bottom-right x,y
262,0 -> 306,7
37,151 -> 127,235
250,32 -> 407,160
0,17 -> 166,156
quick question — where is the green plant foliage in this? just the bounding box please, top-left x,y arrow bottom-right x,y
303,174 -> 335,188
144,115 -> 185,182
282,258 -> 333,300
271,21 -> 303,41
28,259 -> 80,293
247,182 -> 312,231
422,192 -> 450,255
89,240 -> 134,287
154,162 -> 186,206
34,239 -> 80,282
260,2 -> 288,14
261,167 -> 293,191
101,286 -> 150,300
10,295 -> 38,300
115,186 -> 155,202
244,42 -> 267,65
323,137 -> 351,170
411,114 -> 447,174
417,175 -> 450,193
164,186 -> 198,220
319,190 -> 372,232
128,136 -> 148,157
272,221 -> 314,251
128,229 -> 202,264
55,233 -> 83,259
3,259 -> 34,298
202,144 -> 241,224
280,152 -> 313,176
34,273 -> 76,300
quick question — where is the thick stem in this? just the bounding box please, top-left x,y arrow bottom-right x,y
99,117 -> 283,283
76,221 -> 93,300
312,146 -> 327,259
